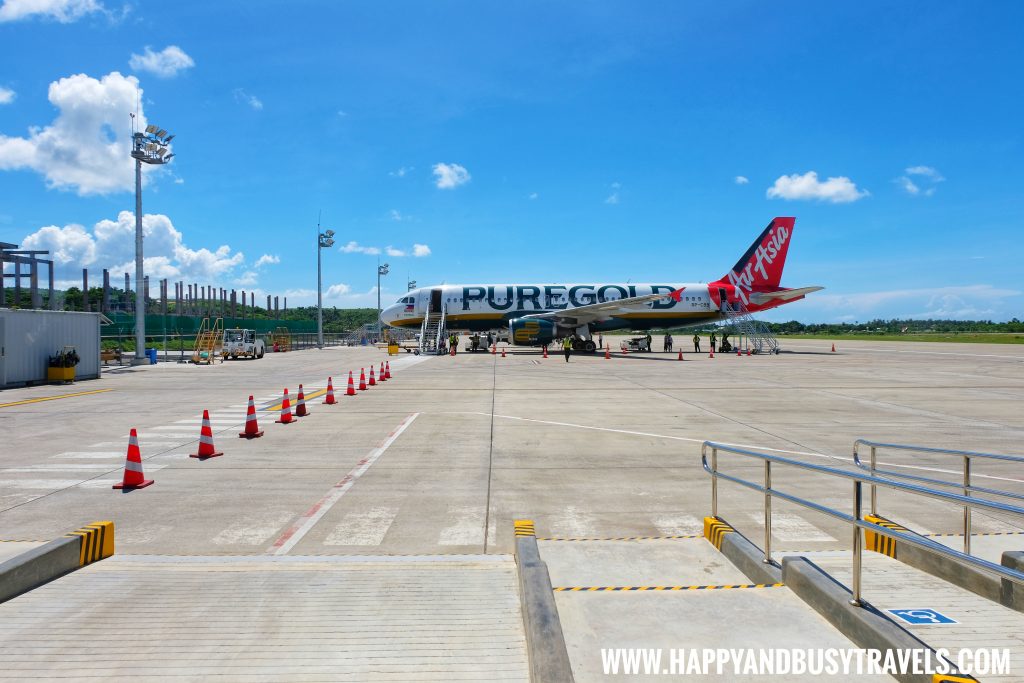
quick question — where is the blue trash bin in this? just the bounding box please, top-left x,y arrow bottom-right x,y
146,348 -> 158,364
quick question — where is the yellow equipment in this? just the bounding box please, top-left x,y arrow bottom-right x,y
192,318 -> 224,364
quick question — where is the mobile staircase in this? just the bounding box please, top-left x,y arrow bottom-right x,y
722,301 -> 779,354
191,317 -> 224,364
419,305 -> 447,355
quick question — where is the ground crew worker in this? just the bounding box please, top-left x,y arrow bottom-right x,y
562,335 -> 573,362
664,332 -> 673,353
450,333 -> 458,355
597,333 -> 603,350
693,333 -> 701,353
710,331 -> 717,353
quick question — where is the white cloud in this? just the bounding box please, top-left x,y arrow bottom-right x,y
0,71 -> 170,195
389,166 -> 412,178
896,176 -> 920,195
325,283 -> 351,298
766,171 -> 868,203
234,270 -> 258,286
385,246 -> 407,257
604,181 -> 621,204
0,86 -> 14,104
129,45 -> 195,78
528,192 -> 538,200
413,243 -> 431,257
253,254 -> 279,268
432,162 -> 470,189
389,209 -> 405,222
233,88 -> 263,110
793,285 -> 1022,321
340,241 -> 381,255
735,175 -> 749,185
20,210 -> 245,283
905,165 -> 944,182
0,0 -> 102,23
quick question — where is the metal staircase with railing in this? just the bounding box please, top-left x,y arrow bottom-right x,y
419,305 -> 447,355
721,301 -> 779,354
191,317 -> 224,364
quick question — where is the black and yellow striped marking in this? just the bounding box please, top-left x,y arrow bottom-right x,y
554,583 -> 784,592
514,519 -> 536,537
932,674 -> 977,682
864,515 -> 907,558
538,534 -> 702,542
925,530 -> 1024,538
704,516 -> 735,550
65,521 -> 114,566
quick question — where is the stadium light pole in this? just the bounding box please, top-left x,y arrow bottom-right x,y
377,262 -> 389,337
129,117 -> 175,365
317,227 -> 335,349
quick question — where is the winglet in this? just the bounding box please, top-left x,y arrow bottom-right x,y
669,287 -> 685,302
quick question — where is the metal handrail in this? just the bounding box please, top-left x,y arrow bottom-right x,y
702,440 -> 1024,607
854,439 -> 1024,555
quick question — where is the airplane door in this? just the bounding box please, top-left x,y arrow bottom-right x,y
430,289 -> 443,313
718,287 -> 728,311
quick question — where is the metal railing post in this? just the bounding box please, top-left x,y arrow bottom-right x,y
711,447 -> 718,518
764,460 -> 773,565
869,445 -> 877,515
964,455 -> 971,555
851,480 -> 863,606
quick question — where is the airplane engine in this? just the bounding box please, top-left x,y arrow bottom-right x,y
509,318 -> 557,346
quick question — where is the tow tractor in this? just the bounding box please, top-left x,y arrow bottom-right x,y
222,328 -> 266,360
620,336 -> 652,352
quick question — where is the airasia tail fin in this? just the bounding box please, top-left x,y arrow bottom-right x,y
720,217 -> 795,291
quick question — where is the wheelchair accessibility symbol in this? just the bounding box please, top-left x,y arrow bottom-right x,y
887,609 -> 958,625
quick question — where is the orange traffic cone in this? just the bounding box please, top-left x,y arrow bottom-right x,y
737,346 -> 741,356
678,350 -> 684,361
501,347 -> 506,358
491,344 -> 496,355
276,388 -> 295,424
384,362 -> 392,380
605,345 -> 611,360
324,377 -> 337,404
190,409 -> 224,458
378,362 -> 387,382
113,428 -> 154,489
239,395 -> 264,438
358,369 -> 367,391
346,371 -> 357,396
295,384 -> 309,416
369,366 -> 376,386
709,348 -> 714,358
747,348 -> 752,356
832,343 -> 836,353
543,346 -> 548,359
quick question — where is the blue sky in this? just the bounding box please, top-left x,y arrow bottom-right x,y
1,1 -> 1022,322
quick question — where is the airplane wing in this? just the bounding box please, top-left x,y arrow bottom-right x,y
519,288 -> 685,326
748,286 -> 824,305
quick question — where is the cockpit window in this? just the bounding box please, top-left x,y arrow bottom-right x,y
395,296 -> 415,304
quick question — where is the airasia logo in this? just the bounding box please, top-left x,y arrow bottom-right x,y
726,223 -> 790,304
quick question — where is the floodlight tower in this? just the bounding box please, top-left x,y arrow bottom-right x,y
317,226 -> 336,348
129,119 -> 175,365
377,262 -> 389,337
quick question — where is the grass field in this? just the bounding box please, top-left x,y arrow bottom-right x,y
774,332 -> 1024,344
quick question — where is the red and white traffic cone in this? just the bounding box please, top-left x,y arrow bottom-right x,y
678,350 -> 684,361
239,395 -> 264,438
190,409 -> 224,458
543,346 -> 548,359
384,362 -> 392,380
605,345 -> 611,360
276,388 -> 295,424
358,369 -> 367,391
501,347 -> 506,358
378,363 -> 387,382
346,372 -> 357,396
324,377 -> 337,404
295,384 -> 309,416
113,428 -> 154,489
369,366 -> 376,386
737,346 -> 741,356
450,344 -> 456,357
709,348 -> 714,359
747,348 -> 752,356
832,343 -> 836,353
491,344 -> 496,355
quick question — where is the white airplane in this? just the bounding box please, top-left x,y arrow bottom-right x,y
380,217 -> 822,352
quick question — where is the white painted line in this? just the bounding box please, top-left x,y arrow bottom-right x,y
651,514 -> 704,536
212,511 -> 297,546
268,413 -> 419,555
52,451 -> 124,459
77,478 -> 128,488
438,505 -> 486,546
6,464 -> 126,472
784,342 -> 1024,361
749,512 -> 837,542
547,505 -> 598,539
324,506 -> 398,546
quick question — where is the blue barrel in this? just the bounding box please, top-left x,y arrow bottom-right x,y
146,348 -> 158,364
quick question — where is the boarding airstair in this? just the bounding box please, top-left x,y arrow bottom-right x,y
419,304 -> 447,355
722,301 -> 779,354
191,317 -> 224,364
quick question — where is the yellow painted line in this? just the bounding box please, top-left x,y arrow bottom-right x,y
265,388 -> 328,412
0,388 -> 113,409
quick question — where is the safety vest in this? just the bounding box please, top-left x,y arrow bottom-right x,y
563,338 -> 572,350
